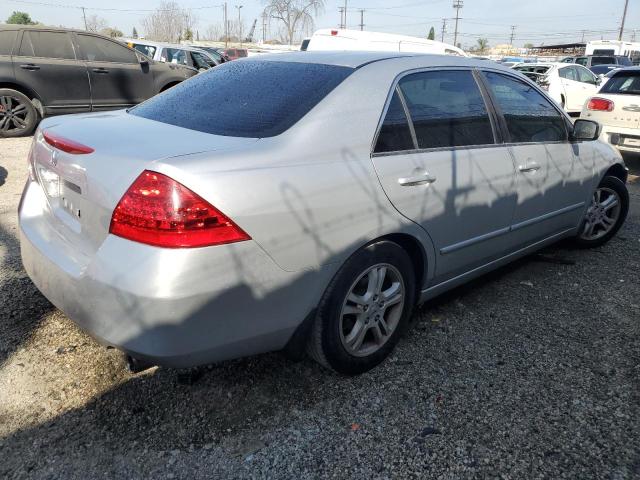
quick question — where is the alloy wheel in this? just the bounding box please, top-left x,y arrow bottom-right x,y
339,263 -> 405,357
0,95 -> 30,134
579,187 -> 621,241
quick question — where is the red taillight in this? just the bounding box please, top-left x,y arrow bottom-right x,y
43,130 -> 94,155
587,97 -> 615,112
331,29 -> 338,36
109,171 -> 250,248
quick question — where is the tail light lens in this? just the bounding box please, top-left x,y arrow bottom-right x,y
109,170 -> 250,248
587,97 -> 615,112
43,130 -> 94,155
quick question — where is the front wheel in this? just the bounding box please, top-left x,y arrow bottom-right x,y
307,240 -> 416,375
0,89 -> 39,137
574,175 -> 629,248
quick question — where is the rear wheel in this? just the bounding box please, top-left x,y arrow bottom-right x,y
574,175 -> 628,248
307,240 -> 416,375
0,89 -> 38,137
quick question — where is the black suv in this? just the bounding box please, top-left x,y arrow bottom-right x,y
0,26 -> 197,137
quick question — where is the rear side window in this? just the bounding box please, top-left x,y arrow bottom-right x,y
398,70 -> 494,149
600,71 -> 640,94
374,89 -> 414,153
0,30 -> 17,55
131,61 -> 353,137
162,48 -> 188,65
78,35 -> 137,63
19,31 -> 75,59
483,72 -> 567,143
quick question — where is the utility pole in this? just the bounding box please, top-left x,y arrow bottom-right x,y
262,12 -> 267,44
441,18 -> 447,42
223,3 -> 228,47
338,7 -> 344,28
452,0 -> 463,47
343,0 -> 348,29
618,0 -> 629,41
580,30 -> 586,43
236,5 -> 243,47
81,6 -> 87,31
359,9 -> 365,31
509,25 -> 516,46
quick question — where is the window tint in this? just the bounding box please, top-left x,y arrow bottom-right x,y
19,31 -> 75,59
162,48 -> 188,65
78,35 -> 137,63
131,61 -> 353,137
0,30 -> 17,55
132,43 -> 156,58
558,66 -> 577,81
374,89 -> 414,153
575,57 -> 588,66
576,66 -> 596,84
590,56 -> 615,66
600,71 -> 640,95
398,70 -> 494,149
191,51 -> 214,69
483,72 -> 567,143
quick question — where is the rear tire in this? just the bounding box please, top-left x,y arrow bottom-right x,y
307,240 -> 416,375
573,175 -> 629,248
0,89 -> 38,138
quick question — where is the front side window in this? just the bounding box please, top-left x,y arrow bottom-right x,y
0,30 -> 17,55
19,31 -> 75,59
398,70 -> 494,149
78,35 -> 137,63
374,89 -> 414,153
131,61 -> 353,137
483,71 -> 567,143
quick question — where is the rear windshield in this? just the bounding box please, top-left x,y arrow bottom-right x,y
600,71 -> 640,95
130,60 -> 353,137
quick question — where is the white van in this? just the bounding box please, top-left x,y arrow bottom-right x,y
586,40 -> 640,65
306,29 -> 468,57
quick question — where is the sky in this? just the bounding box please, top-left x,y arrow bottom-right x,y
1,0 -> 638,48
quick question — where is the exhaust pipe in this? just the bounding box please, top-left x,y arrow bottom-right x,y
126,355 -> 155,373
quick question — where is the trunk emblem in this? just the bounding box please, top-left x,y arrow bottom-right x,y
50,150 -> 58,167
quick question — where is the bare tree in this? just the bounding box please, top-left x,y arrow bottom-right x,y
142,1 -> 197,42
85,14 -> 107,33
263,0 -> 323,45
205,23 -> 223,41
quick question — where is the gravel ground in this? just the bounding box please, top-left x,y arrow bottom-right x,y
1,136 -> 639,479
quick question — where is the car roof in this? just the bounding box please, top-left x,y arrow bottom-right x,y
0,24 -> 107,35
247,51 -> 503,69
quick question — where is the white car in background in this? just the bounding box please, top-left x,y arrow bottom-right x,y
120,39 -> 219,71
581,67 -> 640,153
513,63 -> 600,113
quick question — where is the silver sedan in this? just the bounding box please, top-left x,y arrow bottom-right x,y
19,52 -> 629,374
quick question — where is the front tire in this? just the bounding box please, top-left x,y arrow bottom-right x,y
574,175 -> 629,248
307,240 -> 416,375
0,89 -> 38,138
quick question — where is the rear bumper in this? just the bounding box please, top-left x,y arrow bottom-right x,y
600,125 -> 640,153
19,179 -> 332,367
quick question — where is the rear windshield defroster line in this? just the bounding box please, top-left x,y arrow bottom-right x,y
130,60 -> 354,138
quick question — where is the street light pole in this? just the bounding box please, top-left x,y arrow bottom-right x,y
236,5 -> 243,48
618,0 -> 629,41
223,3 -> 228,47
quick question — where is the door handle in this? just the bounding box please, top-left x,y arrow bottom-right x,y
518,162 -> 541,173
92,68 -> 109,74
20,64 -> 40,71
398,172 -> 437,186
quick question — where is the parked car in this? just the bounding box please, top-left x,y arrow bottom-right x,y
20,52 -> 628,375
189,45 -> 226,64
222,48 -> 248,60
590,64 -> 620,78
581,67 -> 640,153
561,55 -> 632,71
0,26 -> 196,137
513,63 -> 600,113
122,39 -> 219,70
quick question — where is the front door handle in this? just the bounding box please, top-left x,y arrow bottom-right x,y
518,162 -> 541,173
92,68 -> 109,74
20,63 -> 40,71
398,172 -> 437,186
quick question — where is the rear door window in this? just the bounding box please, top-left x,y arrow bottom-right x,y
19,31 -> 75,59
482,71 -> 567,143
0,30 -> 17,55
398,70 -> 494,149
374,89 -> 415,153
77,35 -> 138,63
131,60 -> 353,137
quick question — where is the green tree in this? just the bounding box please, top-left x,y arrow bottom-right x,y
184,28 -> 193,41
476,38 -> 489,53
132,27 -> 139,39
523,42 -> 534,50
7,11 -> 36,24
427,26 -> 435,40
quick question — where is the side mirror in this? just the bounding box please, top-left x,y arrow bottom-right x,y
139,59 -> 149,73
573,119 -> 601,141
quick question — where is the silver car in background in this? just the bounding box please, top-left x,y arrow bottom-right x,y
19,52 -> 629,374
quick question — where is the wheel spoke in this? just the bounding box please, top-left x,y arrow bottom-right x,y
12,116 -> 26,128
371,324 -> 385,344
584,221 -> 596,238
378,316 -> 390,336
347,292 -> 367,306
382,281 -> 401,301
346,321 -> 368,351
601,215 -> 615,227
12,103 -> 26,114
366,268 -> 379,297
342,304 -> 362,315
601,196 -> 618,211
0,96 -> 9,110
374,266 -> 386,294
0,117 -> 10,131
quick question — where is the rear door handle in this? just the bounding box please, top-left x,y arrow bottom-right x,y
20,64 -> 40,71
518,161 -> 541,173
398,172 -> 437,186
92,68 -> 109,74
